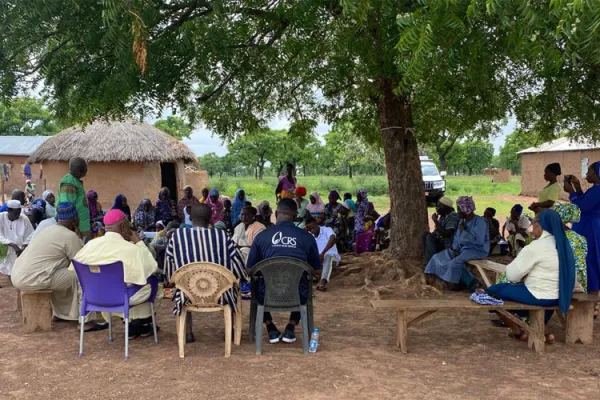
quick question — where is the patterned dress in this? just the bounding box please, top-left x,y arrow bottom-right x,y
497,230 -> 587,291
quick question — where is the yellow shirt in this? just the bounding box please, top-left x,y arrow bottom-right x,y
538,182 -> 560,203
72,232 -> 158,286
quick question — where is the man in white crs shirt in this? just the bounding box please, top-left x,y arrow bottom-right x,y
305,216 -> 340,292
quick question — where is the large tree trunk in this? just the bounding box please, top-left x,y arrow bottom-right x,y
258,164 -> 264,180
377,80 -> 428,257
438,152 -> 448,172
348,165 -> 353,179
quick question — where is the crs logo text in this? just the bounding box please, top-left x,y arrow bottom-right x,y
271,232 -> 297,247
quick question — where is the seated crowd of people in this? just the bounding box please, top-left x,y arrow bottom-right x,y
1,159 -> 390,344
422,161 -> 600,343
2,158 -> 598,348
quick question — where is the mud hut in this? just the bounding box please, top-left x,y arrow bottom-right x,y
28,120 -> 203,209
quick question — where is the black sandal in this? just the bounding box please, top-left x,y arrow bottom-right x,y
84,322 -> 109,332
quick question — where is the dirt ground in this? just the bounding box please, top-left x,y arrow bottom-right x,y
2,261 -> 600,400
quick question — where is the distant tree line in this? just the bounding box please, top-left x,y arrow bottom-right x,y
199,126 -> 385,179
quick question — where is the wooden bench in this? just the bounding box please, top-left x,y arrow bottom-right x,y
20,290 -> 53,333
466,259 -> 507,287
466,259 -> 598,344
372,295 -> 598,353
372,298 -> 552,354
564,293 -> 598,345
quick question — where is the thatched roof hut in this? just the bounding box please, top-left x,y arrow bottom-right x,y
29,119 -> 206,209
29,120 -> 196,164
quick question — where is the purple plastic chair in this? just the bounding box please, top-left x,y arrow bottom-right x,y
72,260 -> 159,359
355,230 -> 374,255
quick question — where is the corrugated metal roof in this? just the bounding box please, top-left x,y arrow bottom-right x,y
0,136 -> 52,156
518,137 -> 599,154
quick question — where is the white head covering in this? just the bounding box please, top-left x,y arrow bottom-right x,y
42,190 -> 54,201
438,197 -> 453,208
184,207 -> 192,226
7,200 -> 22,209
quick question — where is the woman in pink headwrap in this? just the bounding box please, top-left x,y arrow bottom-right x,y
425,196 -> 490,289
306,191 -> 325,220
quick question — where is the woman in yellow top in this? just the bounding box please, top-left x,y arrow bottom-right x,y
529,163 -> 562,214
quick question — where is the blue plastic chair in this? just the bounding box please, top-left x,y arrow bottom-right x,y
72,260 -> 159,359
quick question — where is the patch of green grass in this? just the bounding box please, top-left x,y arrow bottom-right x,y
208,175 -> 522,216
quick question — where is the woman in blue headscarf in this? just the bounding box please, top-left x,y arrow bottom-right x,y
231,189 -> 247,226
111,194 -> 132,221
487,208 -> 575,343
565,162 -> 600,311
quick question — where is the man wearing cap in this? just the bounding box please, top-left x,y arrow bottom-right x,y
57,157 -> 90,239
73,209 -> 162,338
422,197 -> 460,264
11,203 -> 106,329
0,189 -> 26,213
247,198 -> 321,344
0,200 -> 34,276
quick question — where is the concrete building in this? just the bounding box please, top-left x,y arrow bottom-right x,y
28,120 -> 207,209
0,136 -> 51,200
519,138 -> 600,200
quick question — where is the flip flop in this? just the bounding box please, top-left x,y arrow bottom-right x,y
84,322 -> 109,332
508,329 -> 528,342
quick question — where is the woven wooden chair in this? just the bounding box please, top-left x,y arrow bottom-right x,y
170,262 -> 242,358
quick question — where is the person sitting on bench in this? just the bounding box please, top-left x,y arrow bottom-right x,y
422,197 -> 459,264
425,196 -> 489,290
486,209 -> 575,344
11,203 -> 106,331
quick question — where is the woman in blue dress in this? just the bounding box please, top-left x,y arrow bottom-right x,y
425,196 -> 490,288
565,161 -> 600,315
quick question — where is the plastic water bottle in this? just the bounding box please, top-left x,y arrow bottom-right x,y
309,328 -> 319,353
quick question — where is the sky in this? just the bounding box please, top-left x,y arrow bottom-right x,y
174,116 -> 515,158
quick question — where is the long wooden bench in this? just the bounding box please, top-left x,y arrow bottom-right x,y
466,259 -> 598,344
371,295 -> 598,354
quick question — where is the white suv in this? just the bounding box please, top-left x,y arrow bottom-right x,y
420,156 -> 447,203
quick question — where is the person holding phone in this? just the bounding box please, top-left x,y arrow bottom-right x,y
564,161 -> 600,315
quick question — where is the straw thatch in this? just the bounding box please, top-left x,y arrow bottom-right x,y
28,119 -> 197,164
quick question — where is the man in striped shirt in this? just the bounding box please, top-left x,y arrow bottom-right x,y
165,204 -> 247,344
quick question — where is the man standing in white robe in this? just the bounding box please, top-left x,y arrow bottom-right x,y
0,200 -> 34,276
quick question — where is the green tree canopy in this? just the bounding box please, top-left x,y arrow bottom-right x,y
227,129 -> 277,180
0,97 -> 63,136
3,0 -> 600,255
153,116 -> 193,140
463,140 -> 494,175
198,152 -> 223,178
498,129 -> 541,174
